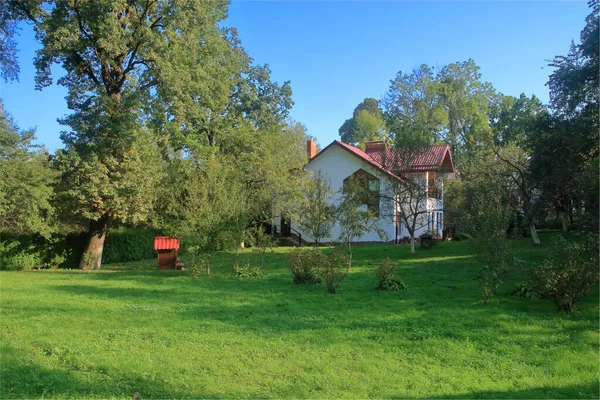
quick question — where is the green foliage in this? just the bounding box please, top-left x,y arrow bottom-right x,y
375,257 -> 397,289
0,228 -> 158,271
298,171 -> 335,246
383,60 -> 498,167
287,248 -> 323,284
339,98 -> 387,147
231,263 -> 263,279
0,1 -> 19,81
382,277 -> 409,291
490,93 -> 547,150
321,247 -> 349,294
526,235 -> 599,313
246,225 -> 277,270
375,258 -> 408,291
0,101 -> 57,238
188,264 -> 202,280
79,251 -> 98,271
10,1 -> 300,271
534,2 -> 599,234
336,181 -> 386,266
453,232 -> 472,241
102,227 -> 162,264
0,241 -> 40,271
466,175 -> 513,303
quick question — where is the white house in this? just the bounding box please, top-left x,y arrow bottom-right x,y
276,139 -> 455,245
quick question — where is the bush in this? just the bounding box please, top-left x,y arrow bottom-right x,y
102,227 -> 162,264
453,232 -> 472,241
375,257 -> 408,291
526,235 -> 599,313
382,278 -> 408,291
375,257 -> 396,289
231,263 -> 263,279
322,247 -> 349,294
288,248 -> 323,284
0,228 -> 160,270
0,240 -> 42,271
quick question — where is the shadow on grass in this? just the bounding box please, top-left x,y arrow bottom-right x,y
433,382 -> 600,399
0,342 -> 267,399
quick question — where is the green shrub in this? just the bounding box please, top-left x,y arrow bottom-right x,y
526,235 -> 599,313
382,278 -> 408,291
375,258 -> 408,291
0,240 -> 42,271
322,247 -> 349,294
80,251 -> 99,270
375,257 -> 396,289
102,227 -> 162,264
1,228 -> 160,270
287,248 -> 323,284
453,232 -> 472,241
231,263 -> 263,279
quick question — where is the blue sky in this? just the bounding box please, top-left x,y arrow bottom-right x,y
0,0 -> 591,152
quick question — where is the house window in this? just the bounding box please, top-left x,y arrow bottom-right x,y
343,169 -> 380,217
428,172 -> 441,199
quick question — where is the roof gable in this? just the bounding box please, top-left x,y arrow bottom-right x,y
307,141 -> 455,177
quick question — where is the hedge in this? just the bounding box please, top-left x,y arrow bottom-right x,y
102,227 -> 162,264
0,227 -> 162,270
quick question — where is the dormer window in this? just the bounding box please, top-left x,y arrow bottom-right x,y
343,169 -> 380,217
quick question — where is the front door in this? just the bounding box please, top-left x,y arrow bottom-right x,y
281,217 -> 291,237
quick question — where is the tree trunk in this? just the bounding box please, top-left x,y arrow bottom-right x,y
80,216 -> 108,270
529,222 -> 541,246
410,235 -> 416,254
559,211 -> 568,232
348,241 -> 353,269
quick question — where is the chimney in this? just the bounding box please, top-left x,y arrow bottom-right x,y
307,139 -> 317,160
364,140 -> 386,154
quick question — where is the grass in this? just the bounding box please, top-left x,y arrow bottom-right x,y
0,232 -> 598,399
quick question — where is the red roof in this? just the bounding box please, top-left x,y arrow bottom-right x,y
366,144 -> 455,173
308,140 -> 455,176
154,236 -> 180,251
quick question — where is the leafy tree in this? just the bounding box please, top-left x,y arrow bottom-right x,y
438,59 -> 497,165
9,0 -> 284,269
533,1 -> 600,232
383,64 -> 447,145
548,1 -> 599,124
168,153 -> 247,275
465,174 -> 512,304
529,116 -> 597,232
338,98 -> 387,147
492,146 -> 544,245
298,170 -> 335,247
0,1 -> 19,81
526,235 -> 599,313
490,93 -> 548,150
336,180 -> 386,266
0,101 -> 56,238
383,60 -> 499,168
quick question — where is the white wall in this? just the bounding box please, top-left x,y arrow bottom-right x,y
295,145 -> 397,243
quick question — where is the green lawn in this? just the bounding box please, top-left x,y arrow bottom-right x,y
1,232 -> 598,399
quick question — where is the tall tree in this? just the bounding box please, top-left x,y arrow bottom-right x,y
532,0 -> 600,232
438,59 -> 497,164
490,93 -> 547,150
0,100 -> 56,237
0,1 -> 19,81
383,64 -> 447,145
338,98 -> 387,147
8,0 -> 269,269
298,170 -> 335,247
